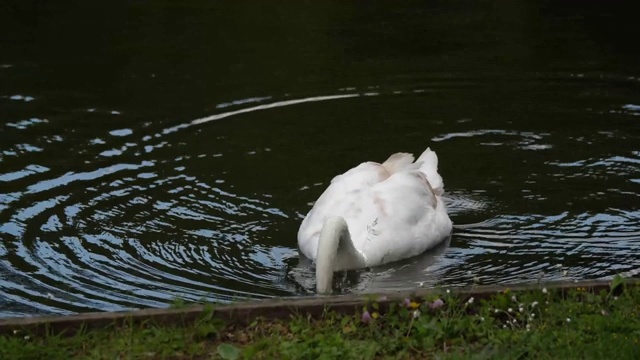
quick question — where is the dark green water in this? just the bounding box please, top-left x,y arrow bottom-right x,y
1,1 -> 639,317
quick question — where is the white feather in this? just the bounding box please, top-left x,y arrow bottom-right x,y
297,147 -> 453,293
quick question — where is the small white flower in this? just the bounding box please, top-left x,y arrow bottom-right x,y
526,324 -> 531,330
511,295 -> 518,302
613,296 -> 618,301
503,324 -> 507,329
446,289 -> 450,294
531,313 -> 536,318
519,307 -> 524,313
566,318 -> 571,323
467,297 -> 474,304
24,335 -> 30,340
480,317 -> 485,322
542,288 -> 548,294
494,309 -> 499,314
412,310 -> 421,319
12,330 -> 18,335
512,319 -> 518,324
531,301 -> 539,307
508,308 -> 513,313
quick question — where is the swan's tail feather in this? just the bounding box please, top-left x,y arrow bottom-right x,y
381,148 -> 444,195
416,147 -> 444,195
381,152 -> 415,174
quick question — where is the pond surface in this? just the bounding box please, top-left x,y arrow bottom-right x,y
1,2 -> 639,317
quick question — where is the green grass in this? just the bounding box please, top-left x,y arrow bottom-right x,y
2,279 -> 640,359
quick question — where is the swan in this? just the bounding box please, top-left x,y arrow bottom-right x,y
297,147 -> 453,293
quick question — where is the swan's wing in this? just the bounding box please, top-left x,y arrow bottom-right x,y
350,170 -> 452,266
297,162 -> 388,260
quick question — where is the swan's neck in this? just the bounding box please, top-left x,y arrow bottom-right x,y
315,216 -> 364,293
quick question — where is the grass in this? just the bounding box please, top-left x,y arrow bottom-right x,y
1,277 -> 639,360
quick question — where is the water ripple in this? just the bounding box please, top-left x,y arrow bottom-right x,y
1,82 -> 640,317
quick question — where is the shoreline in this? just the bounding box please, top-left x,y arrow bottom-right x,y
1,278 -> 635,337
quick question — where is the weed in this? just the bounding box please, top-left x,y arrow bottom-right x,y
1,281 -> 639,359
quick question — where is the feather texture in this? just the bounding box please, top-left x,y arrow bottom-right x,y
298,147 -> 453,278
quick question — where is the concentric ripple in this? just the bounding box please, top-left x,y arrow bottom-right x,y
2,73 -> 640,317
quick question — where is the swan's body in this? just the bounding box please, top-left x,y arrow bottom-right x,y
297,148 -> 453,293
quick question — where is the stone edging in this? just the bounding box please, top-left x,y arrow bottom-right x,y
0,278 -> 635,337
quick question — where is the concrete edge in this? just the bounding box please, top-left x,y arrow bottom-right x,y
0,278 -> 636,337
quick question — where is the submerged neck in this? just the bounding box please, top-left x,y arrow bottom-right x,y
316,216 -> 361,294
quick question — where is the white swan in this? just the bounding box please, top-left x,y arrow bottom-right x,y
297,147 -> 453,293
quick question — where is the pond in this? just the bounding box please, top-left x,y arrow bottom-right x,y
1,2 -> 639,317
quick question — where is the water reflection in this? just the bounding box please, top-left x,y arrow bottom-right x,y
1,81 -> 639,317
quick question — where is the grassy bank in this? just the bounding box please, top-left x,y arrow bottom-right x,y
1,278 -> 639,359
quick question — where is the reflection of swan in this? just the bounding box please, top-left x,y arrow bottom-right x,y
360,235 -> 452,292
298,148 -> 453,293
287,234 -> 451,295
